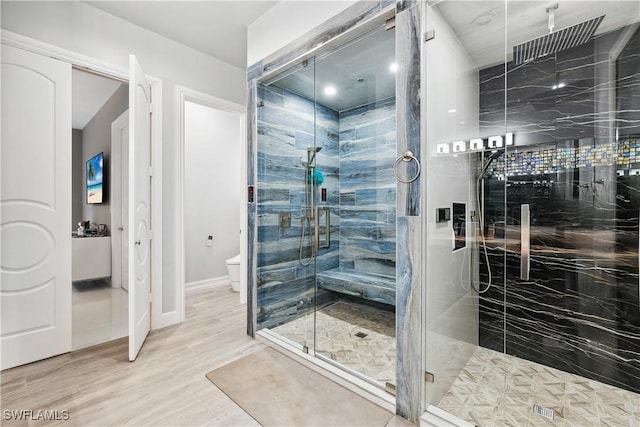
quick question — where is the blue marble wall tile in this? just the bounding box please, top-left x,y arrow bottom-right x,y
395,2 -> 422,423
338,98 -> 397,280
256,85 -> 342,327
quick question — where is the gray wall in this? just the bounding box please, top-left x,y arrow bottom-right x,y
81,84 -> 128,228
72,129 -> 83,230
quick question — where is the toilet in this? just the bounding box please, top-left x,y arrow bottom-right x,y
225,254 -> 241,292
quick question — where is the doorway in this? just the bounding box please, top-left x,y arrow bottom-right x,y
177,88 -> 246,321
71,68 -> 129,350
1,39 -> 162,370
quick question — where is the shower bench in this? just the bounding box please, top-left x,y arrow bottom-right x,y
316,269 -> 395,306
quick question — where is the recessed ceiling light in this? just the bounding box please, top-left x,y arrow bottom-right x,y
474,14 -> 494,26
389,62 -> 399,73
356,77 -> 365,83
448,108 -> 457,113
324,85 -> 337,96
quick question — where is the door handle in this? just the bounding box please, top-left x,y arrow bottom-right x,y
118,226 -> 124,231
520,204 -> 530,280
135,240 -> 141,246
315,207 -> 331,250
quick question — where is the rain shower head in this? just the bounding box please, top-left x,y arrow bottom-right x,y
512,14 -> 605,65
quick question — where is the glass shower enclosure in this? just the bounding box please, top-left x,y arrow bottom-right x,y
424,0 -> 640,425
254,22 -> 398,389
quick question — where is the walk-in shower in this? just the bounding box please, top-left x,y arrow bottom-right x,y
425,0 -> 640,425
254,21 -> 397,388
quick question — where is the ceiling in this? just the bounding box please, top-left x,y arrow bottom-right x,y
433,0 -> 640,69
84,1 -> 277,69
72,69 -> 124,130
269,26 -> 396,112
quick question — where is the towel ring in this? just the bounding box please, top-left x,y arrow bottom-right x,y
393,150 -> 421,183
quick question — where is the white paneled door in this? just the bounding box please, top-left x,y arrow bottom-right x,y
1,45 -> 72,370
128,55 -> 152,361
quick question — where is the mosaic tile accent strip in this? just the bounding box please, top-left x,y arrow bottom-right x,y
271,300 -> 396,384
438,346 -> 640,427
485,139 -> 640,178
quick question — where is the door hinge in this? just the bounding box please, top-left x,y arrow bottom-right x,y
148,293 -> 153,303
384,382 -> 396,396
425,371 -> 435,383
424,30 -> 435,43
257,100 -> 264,108
149,166 -> 153,177
148,230 -> 153,241
385,17 -> 396,30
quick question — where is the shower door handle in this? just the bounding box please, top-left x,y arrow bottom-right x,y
315,207 -> 331,250
520,204 -> 530,280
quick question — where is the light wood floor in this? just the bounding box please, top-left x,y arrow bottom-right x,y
1,287 -> 264,426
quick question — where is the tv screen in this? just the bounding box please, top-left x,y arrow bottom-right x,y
86,152 -> 104,204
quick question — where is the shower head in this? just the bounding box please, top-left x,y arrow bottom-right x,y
512,14 -> 605,65
307,147 -> 322,168
479,150 -> 504,178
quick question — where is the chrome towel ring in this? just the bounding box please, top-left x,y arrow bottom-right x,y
393,150 -> 421,183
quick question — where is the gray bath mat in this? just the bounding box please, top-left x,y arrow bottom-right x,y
205,347 -> 394,427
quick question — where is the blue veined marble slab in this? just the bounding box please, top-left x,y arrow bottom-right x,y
340,191 -> 356,206
355,188 -> 396,206
257,262 -> 297,285
340,134 -> 397,158
316,268 -> 395,306
339,207 -> 396,223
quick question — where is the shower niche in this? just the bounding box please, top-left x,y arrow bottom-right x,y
254,22 -> 397,387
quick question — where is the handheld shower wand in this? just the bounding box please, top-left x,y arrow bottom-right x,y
474,149 -> 504,294
299,147 -> 322,265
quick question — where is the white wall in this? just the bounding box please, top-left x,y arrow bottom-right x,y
423,3 -> 480,406
1,1 -> 247,317
247,0 -> 357,66
184,101 -> 242,284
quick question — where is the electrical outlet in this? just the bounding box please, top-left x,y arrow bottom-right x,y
207,235 -> 213,247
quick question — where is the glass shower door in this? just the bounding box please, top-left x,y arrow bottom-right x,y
255,56 -> 318,351
255,20 -> 399,388
311,25 -> 398,388
425,1 -> 640,425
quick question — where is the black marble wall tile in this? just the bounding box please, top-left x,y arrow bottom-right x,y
618,27 -> 640,138
478,23 -> 640,395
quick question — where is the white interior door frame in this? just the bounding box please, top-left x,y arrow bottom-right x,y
1,29 -> 164,330
175,85 -> 246,322
110,110 -> 129,290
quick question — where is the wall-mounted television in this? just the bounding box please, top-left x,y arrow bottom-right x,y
86,152 -> 104,204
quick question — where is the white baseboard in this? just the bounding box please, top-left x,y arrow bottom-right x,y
185,275 -> 231,295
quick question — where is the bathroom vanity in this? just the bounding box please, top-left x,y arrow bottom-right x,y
72,235 -> 111,282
